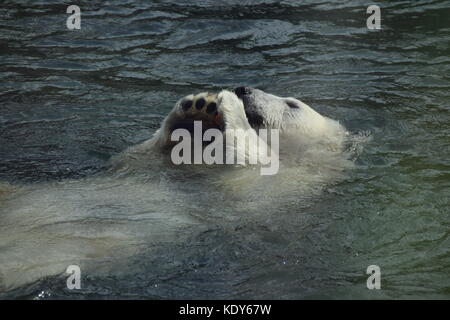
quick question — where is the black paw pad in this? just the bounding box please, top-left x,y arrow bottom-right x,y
206,102 -> 217,114
195,98 -> 205,110
181,99 -> 192,111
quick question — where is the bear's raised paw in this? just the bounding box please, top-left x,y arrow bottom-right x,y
171,92 -> 224,132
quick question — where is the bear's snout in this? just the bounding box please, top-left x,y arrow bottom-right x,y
234,86 -> 253,98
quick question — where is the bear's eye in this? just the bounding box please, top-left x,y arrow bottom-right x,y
286,101 -> 299,109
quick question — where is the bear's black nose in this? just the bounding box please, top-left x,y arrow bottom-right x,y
234,86 -> 252,98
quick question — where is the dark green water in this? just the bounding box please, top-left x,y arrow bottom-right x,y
0,0 -> 449,299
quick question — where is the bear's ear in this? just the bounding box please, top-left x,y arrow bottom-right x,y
286,100 -> 300,109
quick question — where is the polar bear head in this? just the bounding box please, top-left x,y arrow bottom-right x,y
231,86 -> 346,140
208,87 -> 348,159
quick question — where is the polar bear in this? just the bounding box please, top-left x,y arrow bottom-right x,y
110,87 -> 348,174
0,87 -> 354,295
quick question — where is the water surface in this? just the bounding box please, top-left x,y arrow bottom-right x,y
0,0 -> 449,299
